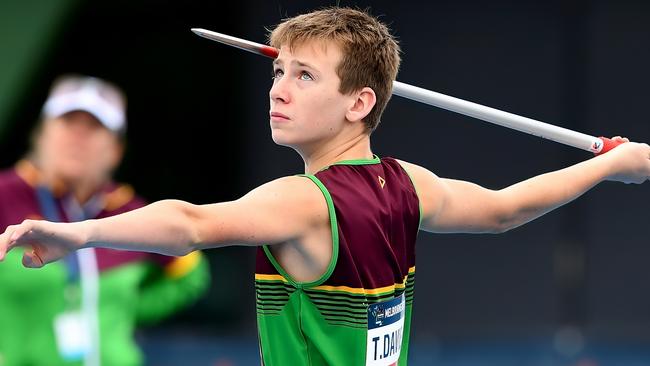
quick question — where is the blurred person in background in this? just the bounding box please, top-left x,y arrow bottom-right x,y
0,74 -> 210,366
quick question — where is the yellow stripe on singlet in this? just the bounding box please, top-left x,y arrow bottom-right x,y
255,266 -> 416,295
311,282 -> 405,296
255,273 -> 289,282
312,267 -> 416,296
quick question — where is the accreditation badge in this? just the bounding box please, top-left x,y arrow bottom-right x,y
53,311 -> 91,361
366,294 -> 405,366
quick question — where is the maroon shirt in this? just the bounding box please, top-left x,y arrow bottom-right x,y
256,156 -> 420,294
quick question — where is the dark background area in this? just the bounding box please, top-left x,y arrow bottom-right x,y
2,0 -> 650,364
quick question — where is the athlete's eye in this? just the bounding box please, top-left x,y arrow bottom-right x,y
299,71 -> 313,81
272,69 -> 284,79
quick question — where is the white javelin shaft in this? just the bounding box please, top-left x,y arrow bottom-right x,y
392,81 -> 604,153
191,28 -> 607,153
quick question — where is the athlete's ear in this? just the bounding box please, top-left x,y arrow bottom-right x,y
346,87 -> 376,123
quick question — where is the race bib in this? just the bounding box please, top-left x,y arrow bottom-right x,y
366,294 -> 405,366
53,311 -> 91,361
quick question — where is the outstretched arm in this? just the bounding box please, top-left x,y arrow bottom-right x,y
0,175 -> 327,267
400,138 -> 650,234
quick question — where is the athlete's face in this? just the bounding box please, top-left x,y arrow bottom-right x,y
269,41 -> 355,151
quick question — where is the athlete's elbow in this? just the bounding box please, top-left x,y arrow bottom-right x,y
154,200 -> 204,255
480,220 -> 511,234
179,203 -> 207,251
485,197 -> 530,234
488,211 -> 525,234
492,208 -> 542,234
490,222 -> 516,234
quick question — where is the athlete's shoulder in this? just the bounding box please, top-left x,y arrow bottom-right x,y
229,175 -> 329,243
255,175 -> 325,197
394,159 -> 439,180
244,175 -> 328,217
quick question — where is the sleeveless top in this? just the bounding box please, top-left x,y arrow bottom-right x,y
255,156 -> 420,365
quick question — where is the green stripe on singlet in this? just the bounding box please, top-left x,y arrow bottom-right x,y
405,273 -> 415,304
255,279 -> 296,312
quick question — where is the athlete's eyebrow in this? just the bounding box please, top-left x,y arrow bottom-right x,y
294,60 -> 318,70
272,58 -> 318,71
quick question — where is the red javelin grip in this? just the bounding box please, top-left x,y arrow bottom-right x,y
595,137 -> 625,156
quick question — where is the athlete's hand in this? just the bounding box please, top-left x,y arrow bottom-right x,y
0,220 -> 86,268
600,137 -> 650,184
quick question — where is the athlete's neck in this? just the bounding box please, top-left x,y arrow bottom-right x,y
302,134 -> 373,174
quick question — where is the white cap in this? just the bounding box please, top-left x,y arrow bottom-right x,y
42,75 -> 127,134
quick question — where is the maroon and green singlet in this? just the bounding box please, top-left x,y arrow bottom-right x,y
256,156 -> 420,365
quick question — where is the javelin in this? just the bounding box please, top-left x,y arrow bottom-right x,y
191,28 -> 618,154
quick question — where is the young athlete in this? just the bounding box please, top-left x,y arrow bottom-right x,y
1,7 -> 649,366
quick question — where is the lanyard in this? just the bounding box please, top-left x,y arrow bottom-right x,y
35,186 -> 102,366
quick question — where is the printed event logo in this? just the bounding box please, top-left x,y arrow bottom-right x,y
371,304 -> 386,326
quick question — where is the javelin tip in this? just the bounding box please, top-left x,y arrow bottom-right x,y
191,28 -> 208,37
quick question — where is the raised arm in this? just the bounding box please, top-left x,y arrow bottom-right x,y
0,175 -> 327,267
400,139 -> 650,234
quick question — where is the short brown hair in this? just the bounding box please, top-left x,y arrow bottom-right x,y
269,7 -> 401,133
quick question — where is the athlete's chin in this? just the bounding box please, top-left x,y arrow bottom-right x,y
271,132 -> 294,148
271,130 -> 300,147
